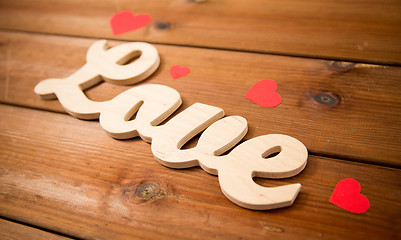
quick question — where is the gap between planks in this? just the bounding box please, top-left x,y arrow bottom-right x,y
0,217 -> 81,240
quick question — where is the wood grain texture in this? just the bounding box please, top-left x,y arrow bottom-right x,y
0,103 -> 400,240
0,219 -> 72,240
0,31 -> 400,167
0,0 -> 400,64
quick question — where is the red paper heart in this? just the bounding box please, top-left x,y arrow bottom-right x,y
244,79 -> 282,107
330,178 -> 370,214
110,11 -> 151,35
170,65 -> 190,79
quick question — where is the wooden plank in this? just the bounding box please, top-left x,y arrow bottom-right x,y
0,218 -> 72,240
0,103 -> 400,240
0,0 -> 400,64
0,31 -> 401,167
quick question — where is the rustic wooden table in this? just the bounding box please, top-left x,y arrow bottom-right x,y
0,1 -> 400,239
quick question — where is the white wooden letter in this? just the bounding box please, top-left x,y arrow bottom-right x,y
34,40 -> 160,119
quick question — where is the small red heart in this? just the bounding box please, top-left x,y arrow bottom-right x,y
110,11 -> 151,35
330,178 -> 370,214
244,79 -> 282,107
170,65 -> 190,79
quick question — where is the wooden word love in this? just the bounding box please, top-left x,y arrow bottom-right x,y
34,40 -> 308,210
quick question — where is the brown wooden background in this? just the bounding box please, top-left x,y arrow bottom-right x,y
0,1 -> 400,239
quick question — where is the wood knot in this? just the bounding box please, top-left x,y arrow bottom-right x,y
313,93 -> 338,106
155,21 -> 171,30
307,90 -> 341,107
135,183 -> 159,199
